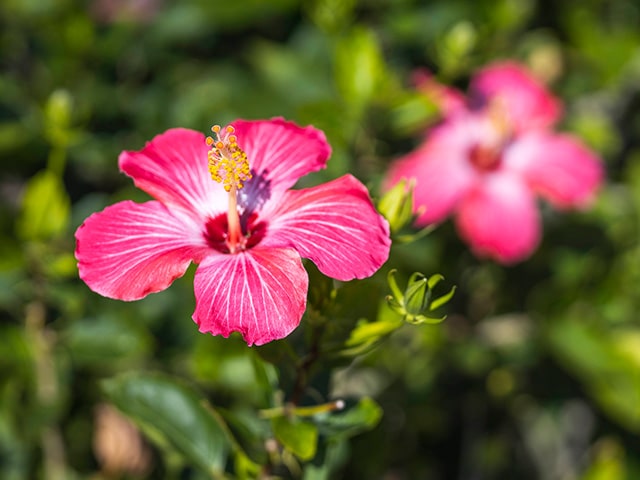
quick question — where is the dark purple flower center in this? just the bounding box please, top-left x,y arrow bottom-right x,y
204,211 -> 267,253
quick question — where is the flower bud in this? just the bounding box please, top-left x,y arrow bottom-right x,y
386,269 -> 456,324
378,179 -> 416,233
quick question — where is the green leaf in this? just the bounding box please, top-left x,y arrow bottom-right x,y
102,372 -> 231,475
345,319 -> 402,349
389,91 -> 440,135
17,170 -> 70,241
191,335 -> 276,405
63,316 -> 151,368
430,285 -> 457,311
0,325 -> 32,381
307,0 -> 356,33
271,416 -> 318,461
302,440 -> 349,480
426,273 -> 444,290
315,397 -> 382,440
335,27 -> 386,112
547,320 -> 640,431
409,313 -> 446,325
43,90 -> 73,148
386,269 -> 403,303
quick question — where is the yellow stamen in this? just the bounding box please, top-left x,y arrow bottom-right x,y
206,124 -> 252,192
206,123 -> 252,253
487,96 -> 511,140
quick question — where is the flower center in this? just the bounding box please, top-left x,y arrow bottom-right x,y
206,124 -> 253,254
469,144 -> 502,172
468,97 -> 512,173
204,212 -> 266,254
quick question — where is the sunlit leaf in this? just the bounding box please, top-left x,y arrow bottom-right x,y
272,415 -> 318,461
17,170 -> 70,241
335,27 -> 386,111
345,319 -> 402,349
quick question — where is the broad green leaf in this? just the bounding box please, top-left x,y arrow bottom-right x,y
315,397 -> 382,440
17,170 -> 70,241
102,372 -> 231,475
271,416 -> 318,461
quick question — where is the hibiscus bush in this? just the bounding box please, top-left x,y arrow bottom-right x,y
2,0 -> 640,479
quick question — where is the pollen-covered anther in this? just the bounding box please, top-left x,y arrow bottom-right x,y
206,124 -> 252,191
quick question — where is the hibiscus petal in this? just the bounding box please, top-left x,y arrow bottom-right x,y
193,247 -> 308,346
470,61 -> 562,132
504,132 -> 604,208
456,174 -> 541,264
385,118 -> 479,225
119,128 -> 226,218
259,175 -> 391,281
75,200 -> 207,300
232,118 -> 331,193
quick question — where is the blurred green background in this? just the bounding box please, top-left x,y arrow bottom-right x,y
2,0 -> 640,478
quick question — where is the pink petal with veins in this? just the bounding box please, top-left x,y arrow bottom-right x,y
75,200 -> 208,300
193,247 -> 308,346
232,118 -> 331,193
261,175 -> 390,281
119,128 -> 227,218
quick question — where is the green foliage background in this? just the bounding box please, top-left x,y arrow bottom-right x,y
2,0 -> 640,478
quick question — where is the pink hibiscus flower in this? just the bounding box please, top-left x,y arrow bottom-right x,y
75,118 -> 391,345
386,61 -> 603,263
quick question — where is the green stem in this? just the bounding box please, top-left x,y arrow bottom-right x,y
289,324 -> 324,406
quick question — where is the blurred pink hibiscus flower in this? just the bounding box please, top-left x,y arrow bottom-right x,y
75,118 -> 391,345
387,61 -> 603,263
